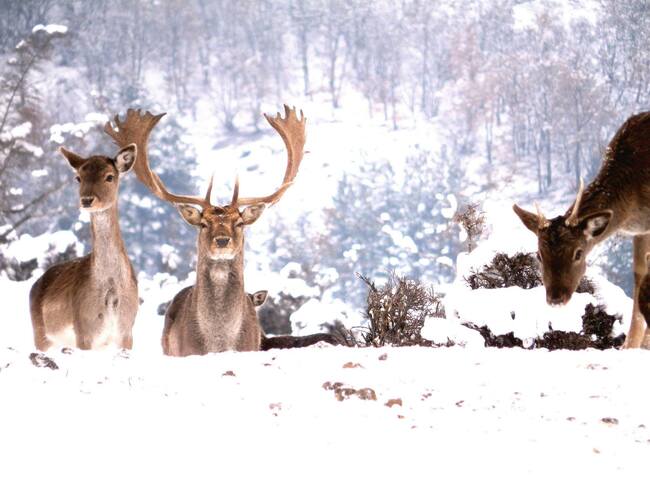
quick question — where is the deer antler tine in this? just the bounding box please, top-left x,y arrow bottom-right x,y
534,202 -> 550,229
567,177 -> 585,226
204,174 -> 215,206
231,175 -> 240,207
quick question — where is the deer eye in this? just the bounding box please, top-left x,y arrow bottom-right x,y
105,174 -> 114,182
75,176 -> 81,183
574,249 -> 584,261
236,221 -> 244,228
199,222 -> 208,229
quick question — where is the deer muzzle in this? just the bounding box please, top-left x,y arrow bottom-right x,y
546,288 -> 571,307
80,196 -> 95,208
214,237 -> 231,248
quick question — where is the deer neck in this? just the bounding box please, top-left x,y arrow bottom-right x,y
89,203 -> 130,277
193,250 -> 246,341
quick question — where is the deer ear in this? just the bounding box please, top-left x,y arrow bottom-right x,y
177,204 -> 202,226
59,147 -> 85,169
513,204 -> 539,235
241,204 -> 265,225
115,143 -> 137,173
251,290 -> 268,307
580,210 -> 612,240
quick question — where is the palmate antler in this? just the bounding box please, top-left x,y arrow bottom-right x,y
235,105 -> 307,207
104,105 -> 306,210
104,109 -> 213,208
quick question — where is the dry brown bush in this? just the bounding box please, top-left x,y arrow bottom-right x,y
358,272 -> 444,347
453,202 -> 485,252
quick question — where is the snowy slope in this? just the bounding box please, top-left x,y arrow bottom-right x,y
1,345 -> 649,487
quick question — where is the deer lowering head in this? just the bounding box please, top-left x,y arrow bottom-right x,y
105,106 -> 306,355
60,144 -> 137,211
513,179 -> 613,306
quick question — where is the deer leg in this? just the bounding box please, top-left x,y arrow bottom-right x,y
121,334 -> 133,350
639,272 -> 650,348
624,235 -> 650,348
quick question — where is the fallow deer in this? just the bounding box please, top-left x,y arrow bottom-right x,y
29,143 -> 139,351
247,289 -> 344,350
513,111 -> 650,348
105,106 -> 339,355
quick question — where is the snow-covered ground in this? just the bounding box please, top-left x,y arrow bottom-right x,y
1,345 -> 649,487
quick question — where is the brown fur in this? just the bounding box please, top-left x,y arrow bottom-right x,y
514,111 -> 650,348
107,107 -> 317,355
246,289 -> 344,350
29,146 -> 138,351
161,204 -> 264,356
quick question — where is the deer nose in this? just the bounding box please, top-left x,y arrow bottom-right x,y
80,196 -> 95,208
547,289 -> 569,306
215,237 -> 231,248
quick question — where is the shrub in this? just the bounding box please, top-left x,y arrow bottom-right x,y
534,304 -> 625,350
453,202 -> 485,252
359,271 -> 444,347
463,323 -> 524,348
466,252 -> 594,293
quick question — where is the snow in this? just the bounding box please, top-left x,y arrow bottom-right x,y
513,0 -> 599,32
1,345 -> 649,486
0,121 -> 32,143
50,118 -> 103,144
290,297 -> 361,335
14,140 -> 43,157
382,224 -> 418,254
1,230 -> 83,273
32,23 -> 68,35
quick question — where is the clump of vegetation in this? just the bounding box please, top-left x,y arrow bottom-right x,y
466,252 -> 539,290
358,272 -> 444,347
534,304 -> 625,350
465,252 -> 594,293
454,202 -> 485,252
463,323 -> 524,348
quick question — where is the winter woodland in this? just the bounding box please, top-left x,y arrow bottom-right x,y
1,0 -> 650,486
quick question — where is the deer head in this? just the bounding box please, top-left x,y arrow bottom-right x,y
513,180 -> 613,305
59,144 -> 137,212
103,106 -> 306,261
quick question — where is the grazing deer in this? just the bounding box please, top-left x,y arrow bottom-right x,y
513,111 -> 650,348
29,143 -> 139,351
105,106 -> 339,356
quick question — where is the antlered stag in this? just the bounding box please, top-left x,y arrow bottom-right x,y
106,106 -> 338,355
513,111 -> 650,348
29,143 -> 139,350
